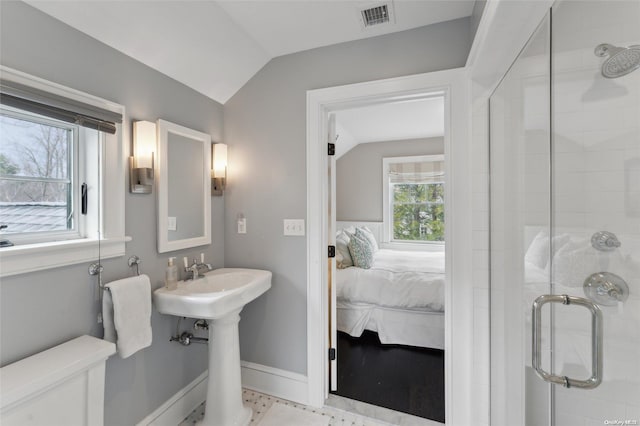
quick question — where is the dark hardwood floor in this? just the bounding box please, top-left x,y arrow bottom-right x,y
332,330 -> 445,423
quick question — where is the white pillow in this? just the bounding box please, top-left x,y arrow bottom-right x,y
551,239 -> 599,287
525,232 -> 570,270
335,250 -> 345,269
343,226 -> 356,235
525,232 -> 550,269
336,230 -> 353,268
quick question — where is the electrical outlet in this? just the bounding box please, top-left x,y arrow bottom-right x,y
284,219 -> 305,236
168,216 -> 177,231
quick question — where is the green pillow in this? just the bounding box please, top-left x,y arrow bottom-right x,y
348,231 -> 374,269
357,227 -> 378,252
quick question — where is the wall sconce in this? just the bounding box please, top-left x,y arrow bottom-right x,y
130,120 -> 156,194
211,143 -> 227,196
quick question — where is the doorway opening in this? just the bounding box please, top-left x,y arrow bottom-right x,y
306,68 -> 472,426
327,95 -> 447,422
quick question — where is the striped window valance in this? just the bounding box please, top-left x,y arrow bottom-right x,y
388,160 -> 445,183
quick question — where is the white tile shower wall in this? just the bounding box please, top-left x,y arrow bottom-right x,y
470,89 -> 490,426
550,1 -> 640,424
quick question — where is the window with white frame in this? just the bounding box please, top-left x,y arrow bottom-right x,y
0,106 -> 87,244
383,155 -> 445,244
0,66 -> 126,277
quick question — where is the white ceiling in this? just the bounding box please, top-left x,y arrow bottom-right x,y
25,0 -> 474,104
334,96 -> 444,158
217,1 -> 475,58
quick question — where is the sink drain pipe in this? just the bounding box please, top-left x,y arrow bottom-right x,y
170,317 -> 209,346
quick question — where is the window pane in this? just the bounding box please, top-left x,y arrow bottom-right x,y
425,183 -> 444,203
393,203 -> 445,242
392,182 -> 445,242
0,113 -> 72,180
0,180 -> 71,233
393,184 -> 427,203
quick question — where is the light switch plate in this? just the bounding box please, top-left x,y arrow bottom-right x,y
284,219 -> 305,236
237,217 -> 246,234
168,216 -> 177,231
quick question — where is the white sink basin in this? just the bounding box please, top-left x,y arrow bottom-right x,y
153,268 -> 271,320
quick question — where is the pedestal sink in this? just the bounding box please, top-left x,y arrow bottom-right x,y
153,268 -> 271,426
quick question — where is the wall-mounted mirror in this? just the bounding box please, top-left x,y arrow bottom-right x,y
157,119 -> 211,253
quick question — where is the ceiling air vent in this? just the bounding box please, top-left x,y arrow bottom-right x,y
361,4 -> 391,27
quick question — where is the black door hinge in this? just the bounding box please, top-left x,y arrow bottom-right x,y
328,245 -> 336,258
328,143 -> 335,156
329,347 -> 336,361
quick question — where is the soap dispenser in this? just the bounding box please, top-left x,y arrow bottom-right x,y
165,257 -> 178,290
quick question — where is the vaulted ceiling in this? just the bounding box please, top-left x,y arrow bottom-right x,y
25,0 -> 475,104
335,97 -> 444,158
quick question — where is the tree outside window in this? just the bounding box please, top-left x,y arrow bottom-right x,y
384,154 -> 444,244
0,109 -> 75,234
393,182 -> 444,242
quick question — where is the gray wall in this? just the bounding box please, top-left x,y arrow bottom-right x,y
224,19 -> 471,374
0,2 -> 223,425
336,137 -> 444,222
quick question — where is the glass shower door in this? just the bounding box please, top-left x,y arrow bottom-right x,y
550,1 -> 640,424
491,1 -> 640,425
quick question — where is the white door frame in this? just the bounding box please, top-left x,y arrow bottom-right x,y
306,68 -> 472,425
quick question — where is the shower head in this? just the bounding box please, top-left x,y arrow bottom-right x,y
594,43 -> 640,78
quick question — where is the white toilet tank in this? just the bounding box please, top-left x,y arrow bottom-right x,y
0,335 -> 115,426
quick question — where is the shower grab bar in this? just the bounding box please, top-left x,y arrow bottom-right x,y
531,294 -> 603,389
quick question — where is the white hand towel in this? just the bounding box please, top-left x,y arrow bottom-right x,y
102,274 -> 152,358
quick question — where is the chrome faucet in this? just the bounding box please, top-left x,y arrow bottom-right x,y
184,255 -> 214,280
185,259 -> 200,280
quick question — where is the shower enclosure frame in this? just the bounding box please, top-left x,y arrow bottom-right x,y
487,1 -> 640,424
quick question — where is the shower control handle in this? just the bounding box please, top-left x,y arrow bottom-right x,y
591,231 -> 621,251
583,272 -> 629,306
531,294 -> 603,389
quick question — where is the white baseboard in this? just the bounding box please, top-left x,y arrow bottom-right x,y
137,371 -> 208,426
137,362 -> 308,425
240,361 -> 309,406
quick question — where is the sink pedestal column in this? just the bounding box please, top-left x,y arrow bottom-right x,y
199,308 -> 251,426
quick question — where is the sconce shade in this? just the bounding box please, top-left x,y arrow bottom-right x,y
131,120 -> 156,194
212,143 -> 227,178
134,121 -> 156,169
211,143 -> 227,196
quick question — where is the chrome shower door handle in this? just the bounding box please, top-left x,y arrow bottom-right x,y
531,294 -> 603,389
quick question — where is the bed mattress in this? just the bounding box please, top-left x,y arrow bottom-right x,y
336,249 -> 445,349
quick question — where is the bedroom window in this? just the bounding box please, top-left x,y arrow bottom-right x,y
383,155 -> 445,244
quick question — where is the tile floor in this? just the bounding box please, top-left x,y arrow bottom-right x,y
326,395 -> 442,426
179,389 -> 396,425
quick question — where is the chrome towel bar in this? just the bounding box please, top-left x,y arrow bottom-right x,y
88,255 -> 142,292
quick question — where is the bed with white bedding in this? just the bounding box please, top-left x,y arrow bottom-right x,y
336,248 -> 445,349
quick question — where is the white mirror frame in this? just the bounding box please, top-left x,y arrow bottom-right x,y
157,119 -> 211,253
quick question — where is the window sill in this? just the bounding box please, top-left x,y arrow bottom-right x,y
0,236 -> 131,278
380,242 -> 445,252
